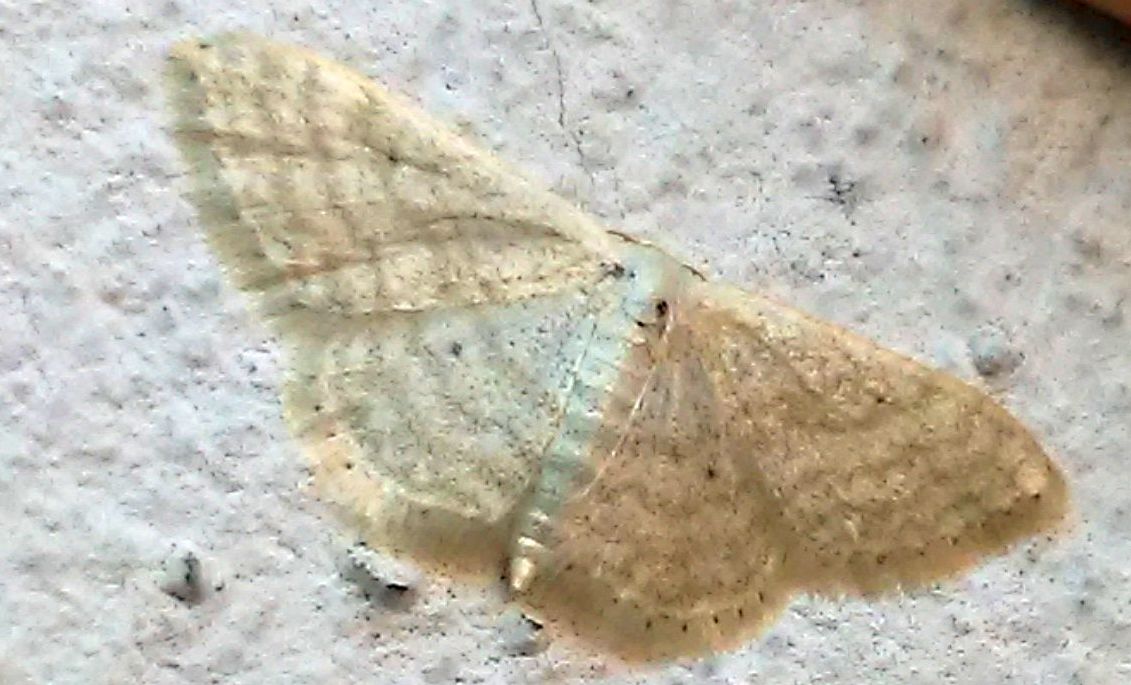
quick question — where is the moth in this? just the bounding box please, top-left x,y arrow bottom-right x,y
165,34 -> 1068,661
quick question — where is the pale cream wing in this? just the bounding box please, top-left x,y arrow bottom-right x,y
165,34 -> 626,576
691,282 -> 1069,595
166,34 -> 618,319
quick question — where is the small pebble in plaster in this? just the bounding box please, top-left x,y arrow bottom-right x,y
827,171 -> 858,207
497,609 -> 546,657
166,33 -> 1070,663
159,546 -> 204,604
341,543 -> 420,611
968,324 -> 1023,378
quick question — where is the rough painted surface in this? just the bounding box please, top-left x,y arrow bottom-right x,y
1,1 -> 1128,682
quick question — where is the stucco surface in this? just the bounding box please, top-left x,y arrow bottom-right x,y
2,1 -> 1129,683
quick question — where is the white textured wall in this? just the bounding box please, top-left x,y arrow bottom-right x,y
2,1 -> 1129,682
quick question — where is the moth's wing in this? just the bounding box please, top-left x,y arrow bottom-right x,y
516,270 -> 1068,661
691,283 -> 1069,595
285,290 -> 612,577
165,34 -> 617,317
515,264 -> 797,661
165,34 -> 623,576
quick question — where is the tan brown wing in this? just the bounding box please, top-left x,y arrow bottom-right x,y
688,282 -> 1069,596
515,266 -> 795,662
516,273 -> 1067,661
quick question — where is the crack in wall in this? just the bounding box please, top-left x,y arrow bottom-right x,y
529,0 -> 594,190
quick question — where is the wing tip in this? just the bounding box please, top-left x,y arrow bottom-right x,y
800,452 -> 1071,599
